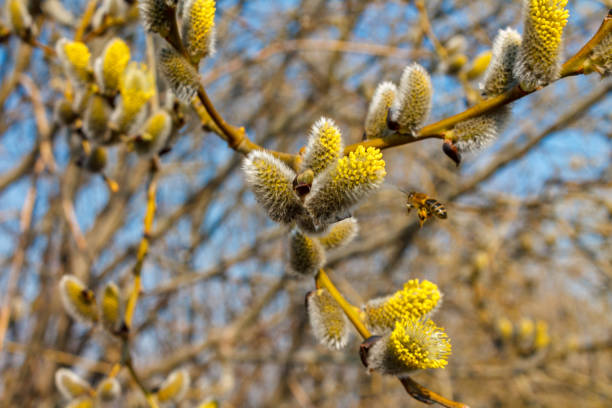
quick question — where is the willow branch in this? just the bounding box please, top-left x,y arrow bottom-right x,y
74,0 -> 97,42
125,161 -> 160,329
315,269 -> 469,408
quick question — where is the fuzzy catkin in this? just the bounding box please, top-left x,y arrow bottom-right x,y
83,95 -> 110,142
589,32 -> 612,76
390,63 -> 432,135
288,229 -> 326,275
55,368 -> 92,400
364,82 -> 397,139
305,146 -> 386,226
365,318 -> 451,376
483,28 -> 522,97
300,117 -> 343,176
159,47 -> 201,103
317,217 -> 359,250
139,0 -> 173,37
134,110 -> 172,155
243,150 -> 304,224
100,282 -> 121,332
181,0 -> 216,63
514,0 -> 569,91
307,288 -> 351,349
59,275 -> 99,325
157,369 -> 190,403
453,107 -> 510,153
96,377 -> 121,401
94,38 -> 131,93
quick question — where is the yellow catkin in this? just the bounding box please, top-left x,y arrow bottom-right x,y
465,51 -> 492,80
182,0 -> 216,62
317,217 -> 358,250
307,288 -> 350,349
390,63 -> 432,135
243,150 -> 304,224
157,369 -> 190,403
288,229 -> 325,276
113,63 -> 154,132
96,377 -> 121,401
306,145 -> 386,225
515,0 -> 569,90
159,47 -> 201,103
197,400 -> 219,408
300,117 -> 343,175
534,320 -> 550,349
388,318 -> 451,370
100,282 -> 121,332
134,111 -> 172,155
55,368 -> 93,400
6,0 -> 32,35
58,40 -> 92,82
364,279 -> 442,332
97,38 -> 131,92
59,275 -> 99,324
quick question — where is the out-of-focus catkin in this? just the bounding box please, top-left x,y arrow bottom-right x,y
514,0 -> 569,91
5,0 -> 33,37
56,39 -> 92,83
159,47 -> 201,103
112,63 -> 154,133
305,146 -> 386,225
133,110 -> 172,155
307,288 -> 351,349
389,64 -> 432,135
83,95 -> 111,142
156,369 -> 190,403
100,282 -> 121,332
300,117 -> 343,176
483,28 -> 522,97
95,38 -> 131,93
364,82 -> 397,140
55,368 -> 93,400
96,377 -> 121,401
59,275 -> 99,325
181,0 -> 216,63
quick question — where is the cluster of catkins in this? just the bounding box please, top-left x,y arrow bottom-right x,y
57,276 -> 218,407
52,33 -> 179,177
140,0 -> 216,103
361,0 -> 608,164
494,316 -> 551,357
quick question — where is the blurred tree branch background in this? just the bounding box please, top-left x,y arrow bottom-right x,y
0,0 -> 611,407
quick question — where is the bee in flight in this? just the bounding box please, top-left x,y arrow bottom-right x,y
405,191 -> 447,227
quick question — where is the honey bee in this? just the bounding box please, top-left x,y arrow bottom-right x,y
405,191 -> 447,227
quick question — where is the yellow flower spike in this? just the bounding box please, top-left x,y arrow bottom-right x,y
113,63 -> 154,133
243,150 -> 305,224
365,318 -> 451,376
95,38 -> 131,93
364,279 -> 442,333
159,47 -> 201,103
483,28 -> 522,97
66,397 -> 95,408
389,63 -> 432,136
317,217 -> 359,250
514,0 -> 569,90
300,117 -> 343,175
56,39 -> 92,83
133,110 -> 173,156
306,145 -> 386,226
157,369 -> 190,403
59,275 -> 99,325
139,0 -> 174,37
534,320 -> 551,349
55,368 -> 93,400
83,95 -> 111,142
466,50 -> 492,80
306,288 -> 351,350
5,0 -> 33,37
100,282 -> 121,333
181,0 -> 216,63
364,81 -> 397,140
288,229 -> 326,276
96,377 -> 121,402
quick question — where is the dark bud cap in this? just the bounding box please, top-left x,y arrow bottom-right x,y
386,108 -> 399,131
359,335 -> 382,368
443,140 -> 461,167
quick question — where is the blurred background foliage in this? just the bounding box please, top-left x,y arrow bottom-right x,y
0,0 -> 611,407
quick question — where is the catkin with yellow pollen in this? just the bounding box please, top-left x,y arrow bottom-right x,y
133,110 -> 172,155
99,282 -> 121,332
300,117 -> 343,176
243,150 -> 305,224
305,145 -> 386,226
181,0 -> 216,63
363,279 -> 442,333
59,275 -> 99,325
514,0 -> 569,91
5,0 -> 33,37
94,38 -> 131,93
159,47 -> 201,103
307,288 -> 351,349
364,318 -> 451,376
56,39 -> 92,83
55,368 -> 93,400
288,229 -> 325,276
112,63 -> 154,133
96,377 -> 121,402
156,369 -> 190,403
389,63 -> 432,136
364,81 -> 397,140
